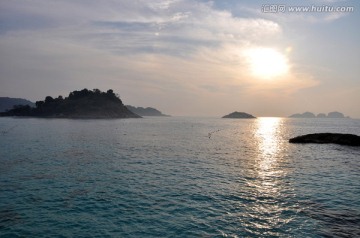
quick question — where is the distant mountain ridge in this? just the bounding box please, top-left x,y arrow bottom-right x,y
0,97 -> 35,112
289,111 -> 349,118
126,105 -> 170,117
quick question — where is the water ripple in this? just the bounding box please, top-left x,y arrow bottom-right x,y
0,117 -> 359,237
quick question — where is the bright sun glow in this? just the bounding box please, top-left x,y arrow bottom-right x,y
245,48 -> 289,79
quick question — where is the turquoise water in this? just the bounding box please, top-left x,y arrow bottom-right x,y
0,117 -> 359,237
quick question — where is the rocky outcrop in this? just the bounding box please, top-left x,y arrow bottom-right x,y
222,111 -> 256,119
289,133 -> 360,146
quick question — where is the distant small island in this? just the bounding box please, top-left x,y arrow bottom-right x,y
0,89 -> 140,119
289,111 -> 349,118
222,111 -> 256,119
0,97 -> 35,112
126,105 -> 170,117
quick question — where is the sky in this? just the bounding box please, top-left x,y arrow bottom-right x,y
0,0 -> 359,117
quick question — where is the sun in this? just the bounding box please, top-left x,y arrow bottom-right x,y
244,48 -> 289,79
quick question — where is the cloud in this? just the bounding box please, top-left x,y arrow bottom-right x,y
0,0 -> 282,52
0,0 -> 320,115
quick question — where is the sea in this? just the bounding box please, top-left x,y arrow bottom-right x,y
0,117 -> 359,237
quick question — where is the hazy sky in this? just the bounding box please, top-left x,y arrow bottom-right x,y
0,0 -> 359,117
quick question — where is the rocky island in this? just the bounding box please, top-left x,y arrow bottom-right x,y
289,133 -> 360,146
289,111 -> 349,118
0,89 -> 141,119
126,105 -> 170,117
0,97 -> 35,112
222,111 -> 256,119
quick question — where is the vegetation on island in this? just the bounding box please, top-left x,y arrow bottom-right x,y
0,89 -> 140,118
222,111 -> 256,119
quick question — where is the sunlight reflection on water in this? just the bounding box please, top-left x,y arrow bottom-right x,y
254,117 -> 284,183
246,118 -> 293,234
256,117 -> 282,162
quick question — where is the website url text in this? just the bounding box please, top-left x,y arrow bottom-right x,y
262,5 -> 355,13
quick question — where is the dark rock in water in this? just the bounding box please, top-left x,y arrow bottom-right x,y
289,133 -> 360,146
222,111 -> 256,119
